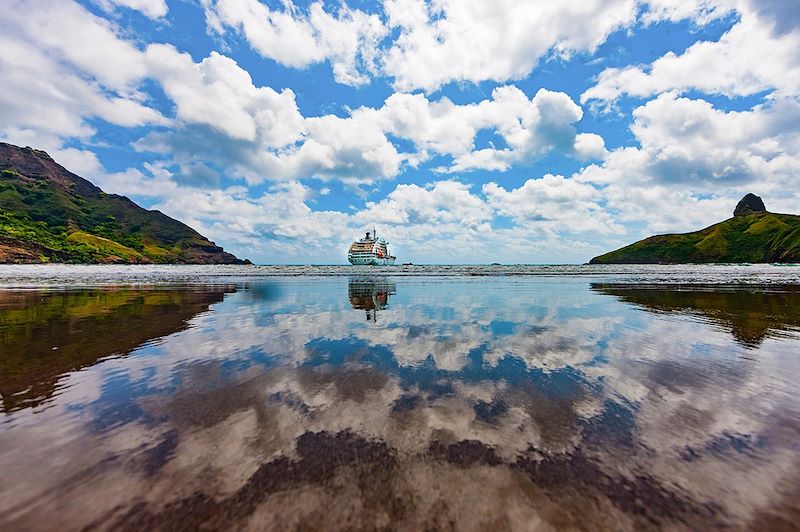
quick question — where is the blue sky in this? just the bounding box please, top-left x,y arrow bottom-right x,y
1,0 -> 799,263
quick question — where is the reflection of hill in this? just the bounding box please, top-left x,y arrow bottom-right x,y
591,284 -> 800,347
348,278 -> 396,322
0,286 -> 234,412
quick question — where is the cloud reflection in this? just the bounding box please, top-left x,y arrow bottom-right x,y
1,278 -> 800,529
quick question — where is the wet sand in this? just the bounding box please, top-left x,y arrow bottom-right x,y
1,273 -> 800,530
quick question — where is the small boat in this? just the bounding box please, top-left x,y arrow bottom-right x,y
347,229 -> 396,265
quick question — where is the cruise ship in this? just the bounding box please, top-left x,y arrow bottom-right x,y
347,230 -> 396,265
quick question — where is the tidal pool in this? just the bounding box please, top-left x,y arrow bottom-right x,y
1,275 -> 800,530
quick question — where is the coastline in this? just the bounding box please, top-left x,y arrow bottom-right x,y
0,263 -> 798,287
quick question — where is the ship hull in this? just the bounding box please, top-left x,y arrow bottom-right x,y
348,255 -> 396,266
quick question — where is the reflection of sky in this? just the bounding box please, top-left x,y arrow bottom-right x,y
1,277 -> 800,529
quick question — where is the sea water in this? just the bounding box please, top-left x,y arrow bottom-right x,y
1,265 -> 799,529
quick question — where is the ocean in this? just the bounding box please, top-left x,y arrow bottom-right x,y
1,264 -> 799,529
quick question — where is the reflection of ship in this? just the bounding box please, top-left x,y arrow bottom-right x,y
348,278 -> 396,322
348,229 -> 396,265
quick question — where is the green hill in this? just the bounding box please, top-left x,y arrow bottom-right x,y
590,194 -> 800,264
0,143 -> 249,264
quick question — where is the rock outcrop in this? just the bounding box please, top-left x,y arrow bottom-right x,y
733,193 -> 766,217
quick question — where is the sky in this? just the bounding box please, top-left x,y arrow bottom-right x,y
1,0 -> 799,264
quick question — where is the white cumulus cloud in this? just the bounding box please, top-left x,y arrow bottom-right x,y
381,0 -> 639,92
202,0 -> 386,85
582,3 -> 800,107
577,92 -> 800,232
96,0 -> 169,19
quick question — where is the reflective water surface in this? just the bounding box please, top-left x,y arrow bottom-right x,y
1,275 -> 800,530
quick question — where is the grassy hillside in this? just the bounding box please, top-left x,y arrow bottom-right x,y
590,212 -> 800,264
0,143 -> 249,264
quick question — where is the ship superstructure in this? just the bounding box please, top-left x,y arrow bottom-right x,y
347,229 -> 396,265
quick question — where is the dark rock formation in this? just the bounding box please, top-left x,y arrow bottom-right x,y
733,193 -> 766,217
